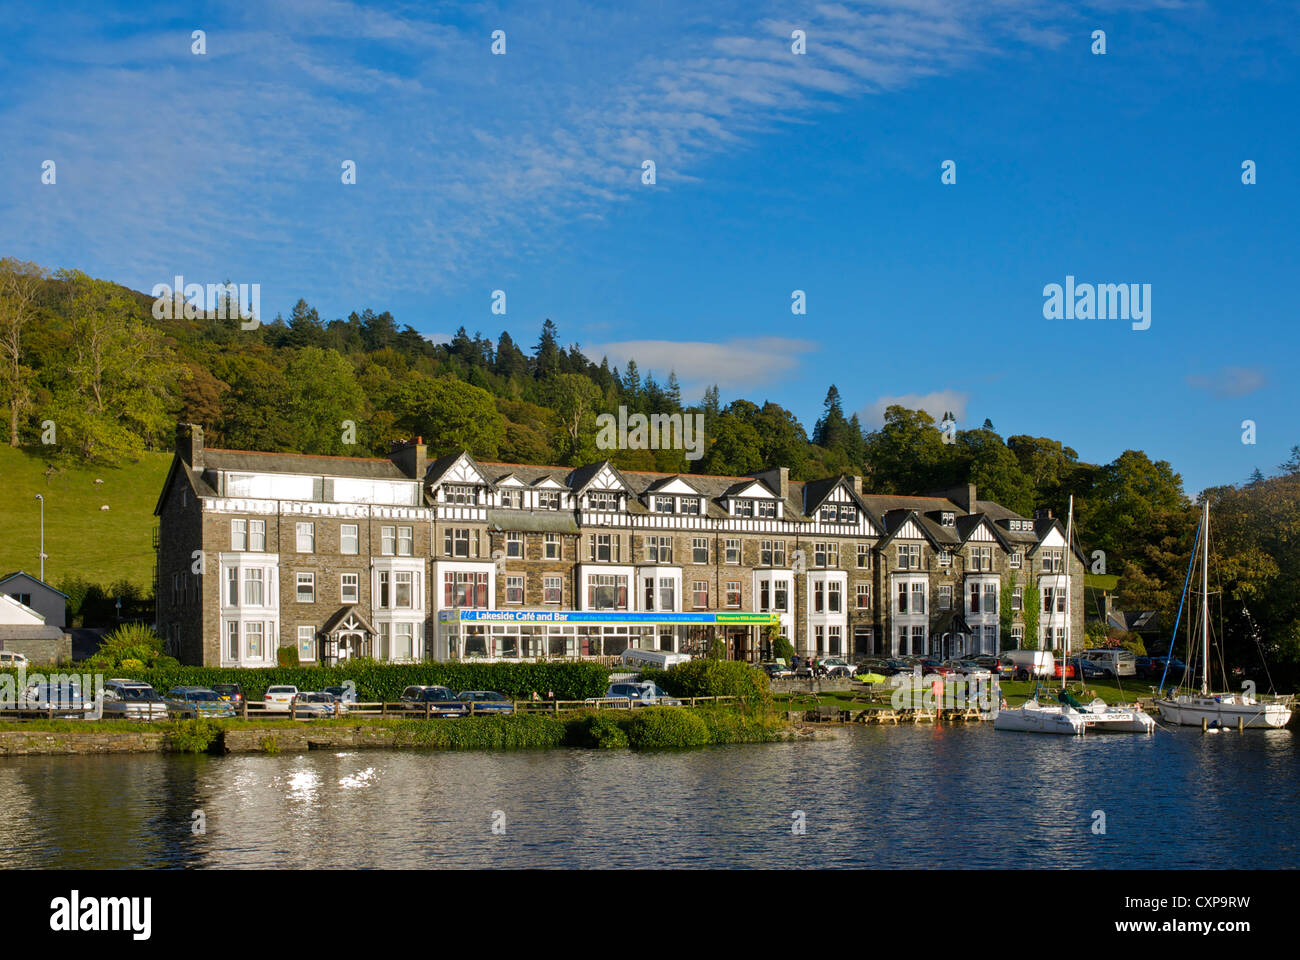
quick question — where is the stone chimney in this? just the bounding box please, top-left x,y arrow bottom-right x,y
849,475 -> 864,497
389,436 -> 428,480
176,422 -> 204,468
933,482 -> 976,512
1034,507 -> 1054,520
750,466 -> 789,501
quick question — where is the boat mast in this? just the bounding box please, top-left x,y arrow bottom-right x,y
1201,498 -> 1210,696
1065,495 -> 1074,668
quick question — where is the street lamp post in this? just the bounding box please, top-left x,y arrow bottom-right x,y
34,494 -> 44,581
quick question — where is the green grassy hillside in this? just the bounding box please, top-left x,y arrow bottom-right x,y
0,446 -> 170,591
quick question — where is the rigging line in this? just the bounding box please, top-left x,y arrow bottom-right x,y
1158,513 -> 1201,694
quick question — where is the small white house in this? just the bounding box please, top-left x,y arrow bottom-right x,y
0,571 -> 67,629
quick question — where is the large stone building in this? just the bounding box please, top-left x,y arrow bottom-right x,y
154,423 -> 1085,667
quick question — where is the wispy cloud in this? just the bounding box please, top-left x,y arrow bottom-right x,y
1,0 -> 1094,309
859,389 -> 970,427
1186,366 -> 1269,398
590,336 -> 818,396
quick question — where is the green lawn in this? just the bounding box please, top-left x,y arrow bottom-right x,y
0,445 -> 170,590
775,675 -> 1159,712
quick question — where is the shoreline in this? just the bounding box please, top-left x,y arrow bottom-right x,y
0,708 -> 832,757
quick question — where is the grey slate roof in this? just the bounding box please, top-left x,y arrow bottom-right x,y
203,449 -> 409,480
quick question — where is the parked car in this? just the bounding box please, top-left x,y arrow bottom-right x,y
596,682 -> 683,707
164,687 -> 236,718
262,685 -> 299,712
760,662 -> 794,680
289,691 -> 340,717
970,655 -> 1014,678
102,679 -> 169,721
1001,649 -> 1057,680
1051,660 -> 1078,681
815,658 -> 855,678
457,690 -> 515,714
399,685 -> 467,717
919,659 -> 955,677
323,685 -> 358,710
0,651 -> 29,666
1147,657 -> 1189,685
1078,648 -> 1137,678
945,659 -> 988,676
21,681 -> 87,718
1068,657 -> 1109,680
212,683 -> 245,705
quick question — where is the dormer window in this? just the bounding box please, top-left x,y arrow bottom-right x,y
500,489 -> 521,509
538,490 -> 561,510
756,500 -> 776,518
654,495 -> 675,513
588,490 -> 619,511
734,499 -> 754,518
941,512 -> 955,527
445,484 -> 476,505
680,496 -> 700,514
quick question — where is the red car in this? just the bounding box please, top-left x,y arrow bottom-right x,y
1051,661 -> 1078,680
919,659 -> 955,676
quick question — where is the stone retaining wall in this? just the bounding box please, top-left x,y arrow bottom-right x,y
0,730 -> 166,756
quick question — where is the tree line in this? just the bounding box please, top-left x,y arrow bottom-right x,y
1,258 -> 1296,680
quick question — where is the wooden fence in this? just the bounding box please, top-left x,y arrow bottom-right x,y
0,695 -> 739,723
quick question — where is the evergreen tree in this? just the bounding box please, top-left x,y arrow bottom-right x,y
533,319 -> 560,378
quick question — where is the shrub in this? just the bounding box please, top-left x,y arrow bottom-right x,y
569,711 -> 630,749
91,622 -> 165,669
166,718 -> 221,753
395,714 -> 568,750
626,707 -> 710,749
276,646 -> 300,668
641,659 -> 773,710
119,658 -> 146,672
771,635 -> 796,664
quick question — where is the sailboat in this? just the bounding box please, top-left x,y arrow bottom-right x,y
994,496 -> 1156,735
1154,500 -> 1293,730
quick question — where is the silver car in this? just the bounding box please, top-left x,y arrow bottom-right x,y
102,679 -> 169,721
289,692 -> 341,718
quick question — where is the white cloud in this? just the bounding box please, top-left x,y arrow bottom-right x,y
1186,366 -> 1268,398
859,389 -> 970,427
0,0 -> 1089,305
590,336 -> 818,395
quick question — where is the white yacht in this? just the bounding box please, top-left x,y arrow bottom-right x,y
994,696 -> 1155,735
1155,501 -> 1293,730
993,497 -> 1156,736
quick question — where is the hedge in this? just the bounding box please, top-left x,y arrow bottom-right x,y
0,661 -> 611,702
639,659 -> 773,709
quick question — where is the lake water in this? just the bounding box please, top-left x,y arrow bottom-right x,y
2,724 -> 1296,869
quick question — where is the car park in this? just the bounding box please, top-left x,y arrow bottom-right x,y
102,679 -> 169,721
164,687 -> 236,718
457,690 -> 515,714
399,685 -> 467,717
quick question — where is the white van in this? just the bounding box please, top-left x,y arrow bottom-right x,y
1080,648 -> 1137,677
620,648 -> 691,670
0,651 -> 29,666
1000,649 -> 1056,679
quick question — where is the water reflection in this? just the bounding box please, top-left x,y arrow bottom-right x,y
1,725 -> 1295,869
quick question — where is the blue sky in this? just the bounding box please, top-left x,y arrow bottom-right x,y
3,0 -> 1297,496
